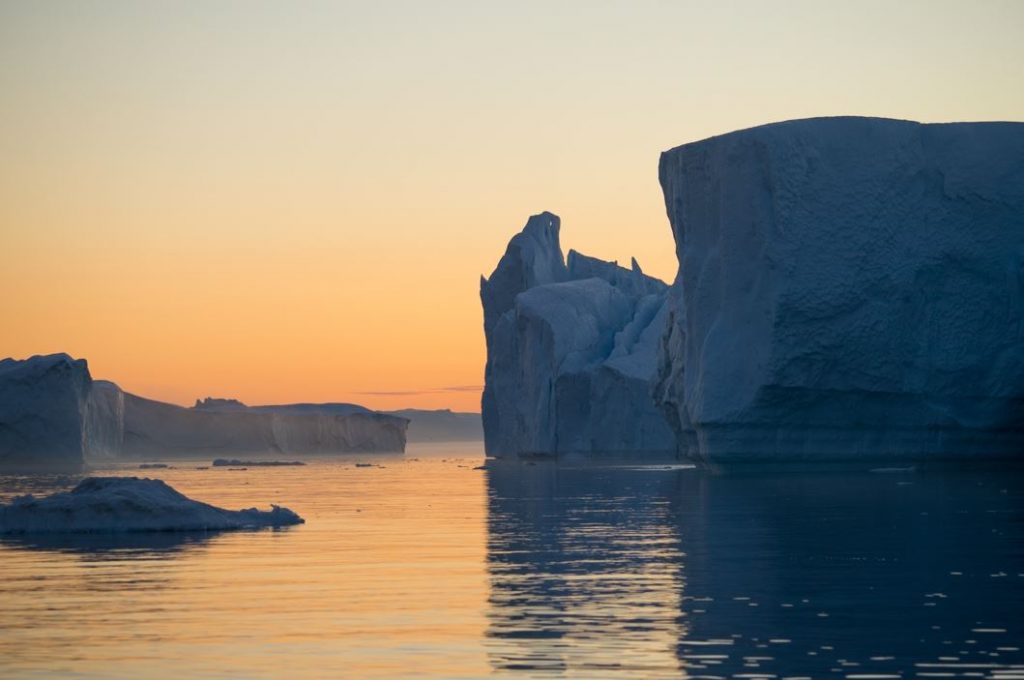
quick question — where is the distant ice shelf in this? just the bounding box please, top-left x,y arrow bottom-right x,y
0,355 -> 410,469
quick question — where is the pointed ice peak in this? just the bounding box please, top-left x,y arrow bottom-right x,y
521,211 -> 561,241
480,212 -> 568,333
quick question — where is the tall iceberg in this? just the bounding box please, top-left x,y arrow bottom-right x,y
654,117 -> 1024,463
481,212 -> 676,458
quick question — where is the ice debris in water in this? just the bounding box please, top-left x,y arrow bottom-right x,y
0,476 -> 303,534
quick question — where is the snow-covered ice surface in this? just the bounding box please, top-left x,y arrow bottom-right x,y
655,116 -> 1024,463
0,477 -> 303,534
481,212 -> 676,458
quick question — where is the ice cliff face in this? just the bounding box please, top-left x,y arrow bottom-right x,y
655,117 -> 1024,463
0,354 -> 92,468
84,380 -> 125,460
481,212 -> 676,457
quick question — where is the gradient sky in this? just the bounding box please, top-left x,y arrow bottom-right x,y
1,1 -> 1022,411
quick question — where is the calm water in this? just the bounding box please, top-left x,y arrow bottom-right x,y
1,444 -> 1022,679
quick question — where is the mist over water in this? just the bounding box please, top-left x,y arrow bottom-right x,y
1,446 -> 1022,678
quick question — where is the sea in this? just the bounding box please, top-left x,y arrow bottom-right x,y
1,442 -> 1022,679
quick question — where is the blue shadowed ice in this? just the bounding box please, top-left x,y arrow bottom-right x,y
0,476 -> 303,534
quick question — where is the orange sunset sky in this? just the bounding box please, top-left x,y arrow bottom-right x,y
2,1 -> 1022,412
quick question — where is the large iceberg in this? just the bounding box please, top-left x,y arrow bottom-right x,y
0,354 -> 92,468
0,476 -> 303,533
654,117 -> 1024,463
481,212 -> 676,458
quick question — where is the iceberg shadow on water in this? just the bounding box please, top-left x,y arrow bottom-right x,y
0,528 -> 221,556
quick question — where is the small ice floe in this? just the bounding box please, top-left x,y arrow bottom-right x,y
869,466 -> 916,473
0,477 -> 303,534
678,638 -> 735,646
211,459 -> 305,467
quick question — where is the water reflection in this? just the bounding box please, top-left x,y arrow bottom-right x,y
0,472 -> 83,504
487,462 -> 1024,677
486,462 -> 687,676
0,530 -> 220,557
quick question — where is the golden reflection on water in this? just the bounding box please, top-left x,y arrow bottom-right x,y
0,445 -> 494,678
2,447 -> 1023,679
485,463 -> 686,677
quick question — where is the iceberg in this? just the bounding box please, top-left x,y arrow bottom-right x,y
0,353 -> 409,467
0,354 -> 92,469
116,391 -> 409,457
654,117 -> 1024,463
0,476 -> 303,534
480,212 -> 676,458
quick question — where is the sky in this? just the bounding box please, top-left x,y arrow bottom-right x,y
1,1 -> 1022,412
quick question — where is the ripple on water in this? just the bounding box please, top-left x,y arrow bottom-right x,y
1,450 -> 1022,678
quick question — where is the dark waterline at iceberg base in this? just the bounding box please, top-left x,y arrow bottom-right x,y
1,450 -> 1021,678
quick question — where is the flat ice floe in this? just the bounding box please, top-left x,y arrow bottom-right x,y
0,476 -> 304,534
211,459 -> 306,467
